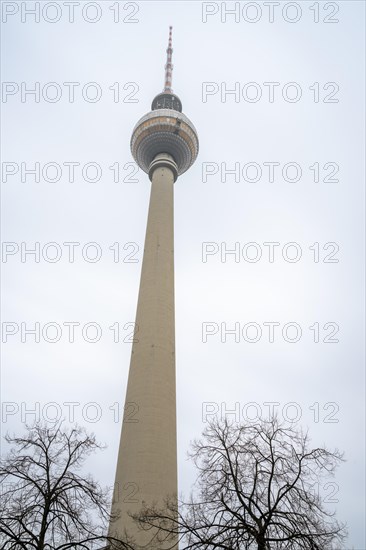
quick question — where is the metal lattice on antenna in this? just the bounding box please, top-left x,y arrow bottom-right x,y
163,26 -> 173,93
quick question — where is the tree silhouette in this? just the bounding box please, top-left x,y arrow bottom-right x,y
133,417 -> 347,550
0,423 -> 131,550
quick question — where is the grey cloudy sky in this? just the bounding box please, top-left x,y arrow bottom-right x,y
1,1 -> 365,548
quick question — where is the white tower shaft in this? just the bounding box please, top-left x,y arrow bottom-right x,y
108,155 -> 178,548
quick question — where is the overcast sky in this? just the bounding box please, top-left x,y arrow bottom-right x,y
1,1 -> 365,548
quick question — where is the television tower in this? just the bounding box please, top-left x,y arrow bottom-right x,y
108,27 -> 199,548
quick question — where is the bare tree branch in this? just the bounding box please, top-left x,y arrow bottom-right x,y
134,416 -> 347,550
0,422 -> 134,550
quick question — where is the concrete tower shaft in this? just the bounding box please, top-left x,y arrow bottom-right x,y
108,155 -> 178,549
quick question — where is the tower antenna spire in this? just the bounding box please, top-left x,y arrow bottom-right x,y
163,25 -> 173,93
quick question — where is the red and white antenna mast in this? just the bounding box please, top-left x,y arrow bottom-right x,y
163,26 -> 173,93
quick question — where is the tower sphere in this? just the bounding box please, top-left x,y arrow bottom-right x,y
130,26 -> 199,178
130,107 -> 199,178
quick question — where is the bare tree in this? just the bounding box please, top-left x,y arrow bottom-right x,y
0,422 -> 132,550
134,417 -> 347,550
